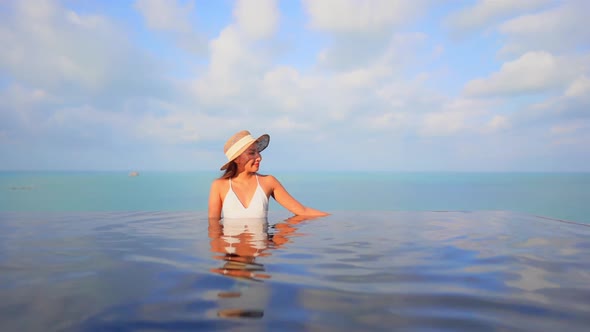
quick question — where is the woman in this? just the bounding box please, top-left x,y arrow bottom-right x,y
208,130 -> 328,219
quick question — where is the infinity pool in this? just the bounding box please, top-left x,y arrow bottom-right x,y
1,211 -> 589,331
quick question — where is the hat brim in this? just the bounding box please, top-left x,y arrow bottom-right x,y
220,134 -> 270,171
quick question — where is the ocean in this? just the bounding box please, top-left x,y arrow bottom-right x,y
1,171 -> 590,331
1,171 -> 589,223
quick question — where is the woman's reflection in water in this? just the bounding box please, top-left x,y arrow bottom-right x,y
208,215 -> 318,319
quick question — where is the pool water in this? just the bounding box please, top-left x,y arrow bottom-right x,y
1,211 -> 589,331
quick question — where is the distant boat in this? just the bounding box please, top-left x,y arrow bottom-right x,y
128,171 -> 139,177
9,186 -> 34,190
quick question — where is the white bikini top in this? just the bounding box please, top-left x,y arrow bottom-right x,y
222,175 -> 269,219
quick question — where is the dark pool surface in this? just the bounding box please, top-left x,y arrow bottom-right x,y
1,211 -> 589,331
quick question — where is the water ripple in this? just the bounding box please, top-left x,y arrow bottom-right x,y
1,211 -> 589,331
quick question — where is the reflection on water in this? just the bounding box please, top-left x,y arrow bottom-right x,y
1,211 -> 590,331
207,216 -> 312,319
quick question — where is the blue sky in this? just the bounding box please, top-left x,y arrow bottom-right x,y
1,0 -> 588,171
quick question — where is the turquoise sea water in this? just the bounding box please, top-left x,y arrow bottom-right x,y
1,171 -> 589,223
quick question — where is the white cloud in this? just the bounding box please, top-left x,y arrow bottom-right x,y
1,84 -> 56,109
335,68 -> 382,89
317,30 -> 429,71
1,88 -> 134,147
262,65 -> 378,124
565,76 -> 590,99
134,0 -> 205,54
446,0 -> 553,33
262,66 -> 304,111
208,26 -> 253,77
48,105 -> 121,130
376,75 -> 445,112
302,0 -> 433,72
269,116 -> 314,132
487,115 -> 510,132
189,0 -> 285,105
303,0 -> 428,32
464,51 -> 583,97
549,120 -> 589,147
550,136 -> 586,147
193,25 -> 267,104
0,1 -> 588,171
498,1 -> 590,56
420,110 -> 469,136
364,112 -> 408,131
0,85 -> 57,139
234,0 -> 279,40
418,98 -> 495,137
0,0 -> 165,99
550,122 -> 585,135
11,0 -> 56,21
134,0 -> 194,32
0,1 -> 107,89
137,112 -> 216,144
506,73 -> 590,142
66,10 -> 107,29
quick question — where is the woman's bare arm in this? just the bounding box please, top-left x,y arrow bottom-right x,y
268,175 -> 329,216
208,180 -> 223,219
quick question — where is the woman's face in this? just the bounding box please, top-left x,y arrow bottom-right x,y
235,144 -> 261,172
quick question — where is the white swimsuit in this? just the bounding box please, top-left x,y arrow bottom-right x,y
222,218 -> 269,255
222,175 -> 269,219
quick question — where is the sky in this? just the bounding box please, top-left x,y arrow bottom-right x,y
0,0 -> 589,172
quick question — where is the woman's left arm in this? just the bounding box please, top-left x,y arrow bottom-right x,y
267,176 -> 329,216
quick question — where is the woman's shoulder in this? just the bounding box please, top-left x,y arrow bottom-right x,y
210,178 -> 229,190
257,173 -> 277,180
257,173 -> 280,186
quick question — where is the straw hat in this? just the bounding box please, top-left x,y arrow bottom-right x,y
220,130 -> 270,170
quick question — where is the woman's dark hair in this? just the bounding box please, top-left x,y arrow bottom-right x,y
220,161 -> 238,179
